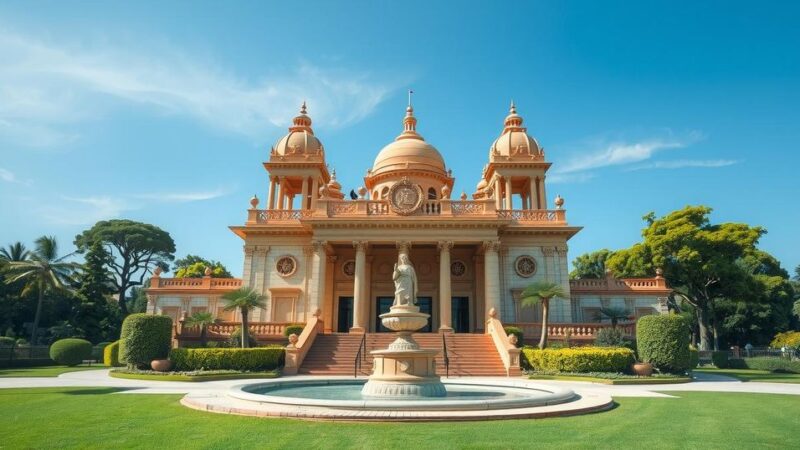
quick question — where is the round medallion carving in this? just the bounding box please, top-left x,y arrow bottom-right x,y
514,255 -> 537,278
450,260 -> 467,277
342,260 -> 356,277
388,178 -> 424,215
276,256 -> 297,277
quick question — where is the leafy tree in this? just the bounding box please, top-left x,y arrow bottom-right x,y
173,255 -> 232,278
184,311 -> 215,347
0,242 -> 30,264
126,286 -> 149,314
73,241 -> 117,343
74,220 -> 175,316
520,281 -> 567,350
221,287 -> 266,349
606,206 -> 764,350
570,249 -> 613,279
793,265 -> 800,321
3,236 -> 76,345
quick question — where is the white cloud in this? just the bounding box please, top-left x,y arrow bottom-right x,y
0,167 -> 17,183
132,187 -> 232,202
557,134 -> 700,174
0,28 -> 400,147
547,172 -> 596,184
624,159 -> 740,171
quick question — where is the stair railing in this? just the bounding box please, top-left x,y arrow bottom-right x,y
353,332 -> 367,378
441,332 -> 450,378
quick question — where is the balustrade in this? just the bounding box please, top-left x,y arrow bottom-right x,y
179,321 -> 293,338
257,210 -> 311,222
505,322 -> 636,341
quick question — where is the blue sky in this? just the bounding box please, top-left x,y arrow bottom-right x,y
1,1 -> 798,275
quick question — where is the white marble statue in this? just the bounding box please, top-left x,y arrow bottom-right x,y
392,253 -> 418,307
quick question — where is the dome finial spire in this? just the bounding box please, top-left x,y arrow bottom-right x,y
510,99 -> 516,114
398,89 -> 421,140
408,89 -> 414,109
300,100 -> 307,115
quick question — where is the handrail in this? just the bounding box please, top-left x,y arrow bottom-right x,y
441,332 -> 450,379
354,332 -> 367,378
282,312 -> 323,375
485,308 -> 522,377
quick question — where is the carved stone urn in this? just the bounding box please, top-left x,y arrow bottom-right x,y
150,359 -> 173,372
632,362 -> 653,377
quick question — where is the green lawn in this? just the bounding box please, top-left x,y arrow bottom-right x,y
0,388 -> 798,449
0,365 -> 103,378
695,368 -> 800,383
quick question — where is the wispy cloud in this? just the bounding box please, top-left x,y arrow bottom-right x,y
547,172 -> 596,184
625,159 -> 740,171
0,166 -> 32,185
0,28 -> 401,147
37,187 -> 232,225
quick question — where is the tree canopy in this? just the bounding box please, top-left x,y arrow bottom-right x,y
74,220 -> 175,316
569,249 -> 614,279
173,254 -> 232,278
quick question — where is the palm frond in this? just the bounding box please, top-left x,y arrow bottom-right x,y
34,236 -> 58,262
520,280 -> 567,307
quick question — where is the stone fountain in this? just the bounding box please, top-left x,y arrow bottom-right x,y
361,253 -> 446,397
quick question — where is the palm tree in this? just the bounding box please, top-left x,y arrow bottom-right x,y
0,242 -> 30,264
4,237 -> 75,345
521,281 -> 567,350
185,311 -> 216,347
596,306 -> 632,329
221,287 -> 267,348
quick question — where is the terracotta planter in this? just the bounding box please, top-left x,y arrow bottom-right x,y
632,362 -> 653,376
150,359 -> 173,372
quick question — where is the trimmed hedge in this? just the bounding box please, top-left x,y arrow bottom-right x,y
636,314 -> 691,374
688,346 -> 699,369
119,314 -> 173,369
92,342 -> 112,361
170,347 -> 285,372
504,326 -> 523,347
728,357 -> 800,373
284,324 -> 305,338
712,351 -> 729,369
522,347 -> 635,373
49,338 -> 93,366
104,341 -> 123,367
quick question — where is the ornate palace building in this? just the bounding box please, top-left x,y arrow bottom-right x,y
146,100 -> 670,374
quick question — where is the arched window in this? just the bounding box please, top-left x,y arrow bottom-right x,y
381,187 -> 389,199
427,187 -> 437,200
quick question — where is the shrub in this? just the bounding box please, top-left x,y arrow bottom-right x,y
119,314 -> 173,369
0,336 -> 15,347
728,357 -> 800,373
711,351 -> 729,369
170,347 -> 285,371
636,314 -> 691,374
104,341 -> 123,367
92,342 -> 112,361
595,328 -> 631,348
284,324 -> 305,338
688,345 -> 699,369
521,347 -> 635,373
49,338 -> 93,366
229,327 -> 257,348
504,326 -> 523,347
770,331 -> 800,349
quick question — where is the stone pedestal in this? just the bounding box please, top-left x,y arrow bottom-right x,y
361,305 -> 446,397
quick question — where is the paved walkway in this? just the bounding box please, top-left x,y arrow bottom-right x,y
1,369 -> 799,398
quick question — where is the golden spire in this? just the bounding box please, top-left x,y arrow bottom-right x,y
502,100 -> 524,133
398,89 -> 422,141
290,101 -> 313,133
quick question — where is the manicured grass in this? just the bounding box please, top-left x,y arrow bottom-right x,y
695,368 -> 800,384
0,365 -> 103,378
1,388 -> 799,449
528,374 -> 692,385
109,369 -> 280,382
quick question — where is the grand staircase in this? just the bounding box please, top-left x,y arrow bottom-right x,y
298,333 -> 516,377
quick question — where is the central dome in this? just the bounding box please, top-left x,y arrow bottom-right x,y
370,105 -> 447,178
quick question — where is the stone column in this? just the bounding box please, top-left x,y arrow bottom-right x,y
538,177 -> 547,210
301,177 -> 309,210
310,177 -> 319,210
309,241 -> 327,315
267,177 -> 276,210
483,240 -> 501,321
351,241 -> 368,333
494,178 -> 502,210
276,177 -> 285,210
505,177 -> 513,210
530,177 -> 538,209
438,241 -> 453,332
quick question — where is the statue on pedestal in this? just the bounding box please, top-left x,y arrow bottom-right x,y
392,254 -> 417,307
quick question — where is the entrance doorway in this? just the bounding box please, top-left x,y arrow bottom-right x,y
375,297 -> 432,332
337,297 -> 353,332
451,297 -> 470,333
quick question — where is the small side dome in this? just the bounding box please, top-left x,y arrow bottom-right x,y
489,101 -> 542,159
272,102 -> 324,157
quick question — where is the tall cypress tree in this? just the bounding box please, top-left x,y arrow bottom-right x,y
74,241 -> 116,343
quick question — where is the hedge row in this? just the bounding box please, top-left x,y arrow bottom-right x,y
522,347 -> 635,373
636,314 -> 691,374
119,314 -> 173,369
169,347 -> 285,372
728,357 -> 800,373
104,341 -> 123,367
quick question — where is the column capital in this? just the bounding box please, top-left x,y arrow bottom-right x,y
353,241 -> 369,252
312,240 -> 328,253
437,240 -> 454,252
482,240 -> 501,253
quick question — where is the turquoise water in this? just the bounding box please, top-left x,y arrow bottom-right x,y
245,381 -> 526,401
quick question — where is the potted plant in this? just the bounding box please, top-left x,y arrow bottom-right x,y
632,360 -> 653,376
